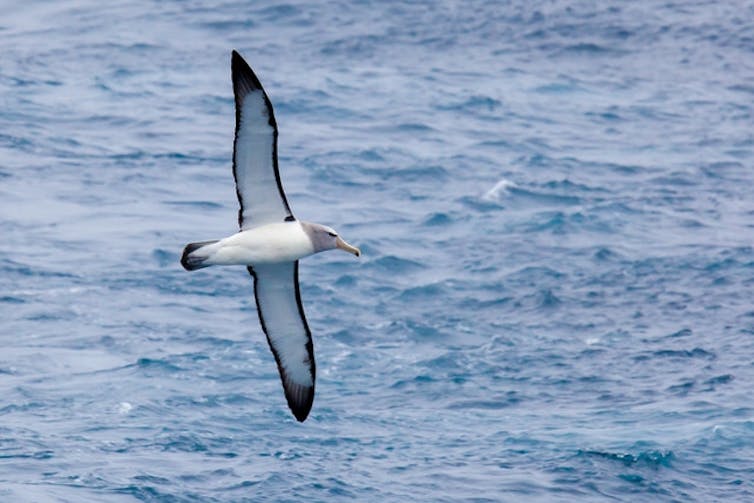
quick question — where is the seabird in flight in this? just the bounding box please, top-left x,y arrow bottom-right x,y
181,50 -> 360,422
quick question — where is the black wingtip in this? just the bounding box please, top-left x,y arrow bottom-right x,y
231,49 -> 264,93
284,380 -> 315,422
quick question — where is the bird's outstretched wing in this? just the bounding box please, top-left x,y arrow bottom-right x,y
248,262 -> 315,422
232,50 -> 294,229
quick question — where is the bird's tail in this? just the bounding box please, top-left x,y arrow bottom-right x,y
180,240 -> 219,271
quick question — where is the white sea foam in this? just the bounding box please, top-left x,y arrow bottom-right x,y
483,178 -> 517,200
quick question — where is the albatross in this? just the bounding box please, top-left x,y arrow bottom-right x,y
180,50 -> 360,422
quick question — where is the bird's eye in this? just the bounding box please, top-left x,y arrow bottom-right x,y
328,232 -> 337,237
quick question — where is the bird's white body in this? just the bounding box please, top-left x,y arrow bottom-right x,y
194,221 -> 315,266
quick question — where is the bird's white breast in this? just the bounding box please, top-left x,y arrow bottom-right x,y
206,221 -> 315,266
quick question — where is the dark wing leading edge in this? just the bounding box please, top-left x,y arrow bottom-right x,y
231,50 -> 294,230
248,262 -> 315,422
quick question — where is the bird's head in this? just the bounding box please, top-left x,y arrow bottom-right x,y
304,223 -> 361,257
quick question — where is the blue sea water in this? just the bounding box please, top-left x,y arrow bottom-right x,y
1,0 -> 754,501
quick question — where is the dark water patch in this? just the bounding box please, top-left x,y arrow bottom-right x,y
152,151 -> 213,162
578,449 -> 674,469
525,211 -> 611,234
680,218 -> 705,229
541,178 -> 608,194
133,474 -> 172,486
585,109 -> 625,122
0,450 -> 54,460
460,295 -> 513,310
729,84 -> 754,95
398,283 -> 445,302
356,148 -> 385,162
667,380 -> 695,396
438,95 -> 502,112
157,434 -> 220,454
458,195 -> 504,212
368,255 -> 425,274
0,402 -> 47,416
151,248 -> 174,268
474,139 -> 514,150
561,43 -> 629,56
363,164 -> 448,182
529,211 -> 567,234
256,3 -> 304,21
665,328 -> 693,339
86,113 -> 143,128
114,485 -> 190,501
419,352 -> 467,372
25,309 -> 78,322
641,348 -> 716,361
390,374 -> 437,389
164,198 -> 224,208
1,261 -> 79,279
506,266 -> 565,284
276,99 -> 356,120
703,374 -> 733,390
618,473 -> 645,484
704,256 -> 741,273
650,172 -> 699,187
514,288 -> 562,310
396,122 -> 434,132
0,295 -> 25,304
533,81 -> 587,94
405,320 -> 443,339
422,212 -> 453,226
0,133 -> 34,150
132,358 -> 183,373
593,247 -> 620,261
448,394 -> 521,410
331,328 -> 358,344
199,18 -> 255,31
165,395 -> 223,409
334,274 -> 358,287
507,186 -> 582,206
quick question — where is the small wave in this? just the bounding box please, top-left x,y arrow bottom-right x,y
533,81 -> 587,94
398,283 -> 444,302
356,149 -> 385,162
508,186 -> 583,206
133,358 -> 183,373
703,374 -> 733,390
458,195 -> 504,212
652,348 -> 716,360
422,212 -> 453,226
368,255 -> 425,273
483,178 -> 517,200
665,328 -> 692,339
559,42 -> 622,55
578,448 -> 675,468
0,295 -> 25,304
396,122 -> 434,132
593,247 -> 618,261
151,248 -> 174,268
537,289 -> 562,308
439,95 -> 502,112
447,396 -> 521,410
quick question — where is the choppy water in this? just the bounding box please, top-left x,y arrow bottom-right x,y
2,1 -> 754,501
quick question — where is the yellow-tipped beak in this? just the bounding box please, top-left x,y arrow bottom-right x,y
336,236 -> 361,257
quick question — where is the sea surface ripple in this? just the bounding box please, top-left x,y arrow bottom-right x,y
1,1 -> 753,501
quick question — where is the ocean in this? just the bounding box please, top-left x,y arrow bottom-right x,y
1,0 -> 753,501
